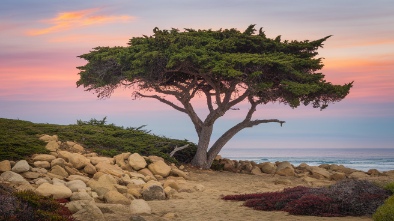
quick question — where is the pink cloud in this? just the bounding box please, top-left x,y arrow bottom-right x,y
26,8 -> 134,36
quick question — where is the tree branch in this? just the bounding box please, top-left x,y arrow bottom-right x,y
170,144 -> 190,157
135,92 -> 187,113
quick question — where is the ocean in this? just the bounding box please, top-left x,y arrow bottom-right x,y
222,148 -> 394,172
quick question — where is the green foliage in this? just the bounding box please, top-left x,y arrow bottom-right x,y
0,118 -> 197,163
384,182 -> 394,194
77,25 -> 352,110
373,195 -> 394,221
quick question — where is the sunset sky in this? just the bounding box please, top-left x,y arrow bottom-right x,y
1,0 -> 393,157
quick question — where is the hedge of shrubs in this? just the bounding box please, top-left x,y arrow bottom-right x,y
223,180 -> 391,217
373,182 -> 394,221
0,183 -> 74,221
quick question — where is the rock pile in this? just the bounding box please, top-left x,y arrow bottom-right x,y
215,156 -> 386,185
0,135 -> 203,221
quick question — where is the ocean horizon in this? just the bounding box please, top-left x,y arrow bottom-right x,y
221,148 -> 394,172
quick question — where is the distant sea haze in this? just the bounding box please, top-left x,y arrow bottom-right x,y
223,148 -> 394,172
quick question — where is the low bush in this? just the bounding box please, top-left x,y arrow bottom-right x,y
222,180 -> 390,217
384,182 -> 394,194
373,195 -> 394,221
0,184 -> 75,221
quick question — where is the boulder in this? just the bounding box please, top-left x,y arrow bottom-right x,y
138,168 -> 155,178
66,180 -> 87,192
66,175 -> 90,183
128,187 -> 142,198
129,199 -> 152,214
367,169 -> 381,176
0,160 -> 11,172
70,191 -> 93,201
148,160 -> 171,177
259,162 -> 277,174
32,154 -> 56,162
83,163 -> 97,175
221,159 -> 237,172
275,161 -> 295,176
70,143 -> 84,153
142,181 -> 166,200
51,165 -> 69,178
349,171 -> 370,179
33,161 -> 51,169
35,183 -> 72,199
147,155 -> 164,163
250,166 -> 262,175
330,172 -> 347,181
104,190 -> 131,205
57,151 -> 72,161
39,134 -> 58,142
51,158 -> 66,168
170,168 -> 189,179
64,166 -> 84,176
95,162 -> 123,177
45,141 -> 60,152
67,200 -> 105,221
11,160 -> 30,173
21,171 -> 40,179
87,174 -> 117,198
0,171 -> 29,184
308,166 -> 331,179
128,153 -> 147,170
88,157 -> 114,165
69,153 -> 89,169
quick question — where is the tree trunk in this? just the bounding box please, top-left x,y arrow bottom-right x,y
191,125 -> 213,169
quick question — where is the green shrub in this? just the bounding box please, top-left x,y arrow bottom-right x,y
384,182 -> 394,194
373,195 -> 394,221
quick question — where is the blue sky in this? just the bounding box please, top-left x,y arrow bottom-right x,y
1,0 -> 393,157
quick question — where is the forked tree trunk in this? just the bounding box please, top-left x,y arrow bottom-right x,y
191,125 -> 213,169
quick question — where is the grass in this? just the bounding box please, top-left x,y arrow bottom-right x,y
0,117 -> 197,164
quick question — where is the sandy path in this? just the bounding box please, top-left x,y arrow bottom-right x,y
146,169 -> 372,221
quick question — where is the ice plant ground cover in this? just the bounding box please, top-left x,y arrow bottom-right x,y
222,180 -> 392,217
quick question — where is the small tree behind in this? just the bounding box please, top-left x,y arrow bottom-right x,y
76,25 -> 352,169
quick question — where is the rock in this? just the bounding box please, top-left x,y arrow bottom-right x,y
39,134 -> 58,142
11,160 -> 30,173
96,203 -> 130,215
258,162 -> 276,174
128,187 -> 142,198
84,163 -> 97,175
0,160 -> 11,172
147,155 -> 164,163
137,168 -> 154,178
21,171 -> 40,179
251,166 -> 262,175
35,183 -> 72,199
88,157 -> 114,165
275,161 -> 295,176
34,178 -> 50,185
70,191 -> 93,201
0,171 -> 29,184
66,180 -> 87,192
67,175 -> 90,183
114,184 -> 128,194
367,169 -> 381,176
95,162 -> 124,177
349,171 -> 370,179
51,158 -> 66,168
58,151 -> 72,161
31,167 -> 47,174
69,153 -> 89,169
142,181 -> 166,200
129,199 -> 152,214
128,153 -> 147,170
45,141 -> 60,152
170,168 -> 189,179
87,174 -> 117,198
221,159 -> 236,172
32,154 -> 56,162
148,160 -> 171,177
163,179 -> 180,191
163,212 -> 178,220
33,161 -> 51,169
330,172 -> 347,181
70,143 -> 84,153
68,200 -> 105,221
131,179 -> 146,186
104,190 -> 131,205
308,166 -> 331,179
53,177 -> 67,186
64,166 -> 83,176
51,165 -> 69,178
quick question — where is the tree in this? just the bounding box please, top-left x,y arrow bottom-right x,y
76,25 -> 353,169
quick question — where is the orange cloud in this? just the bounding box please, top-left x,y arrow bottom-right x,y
27,8 -> 134,36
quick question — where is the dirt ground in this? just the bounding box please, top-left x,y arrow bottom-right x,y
143,168 -> 393,221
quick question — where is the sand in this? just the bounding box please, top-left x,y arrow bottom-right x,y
144,168 -> 386,221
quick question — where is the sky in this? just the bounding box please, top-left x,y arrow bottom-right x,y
1,0 -> 393,157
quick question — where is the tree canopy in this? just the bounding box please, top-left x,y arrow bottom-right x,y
77,25 -> 353,168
